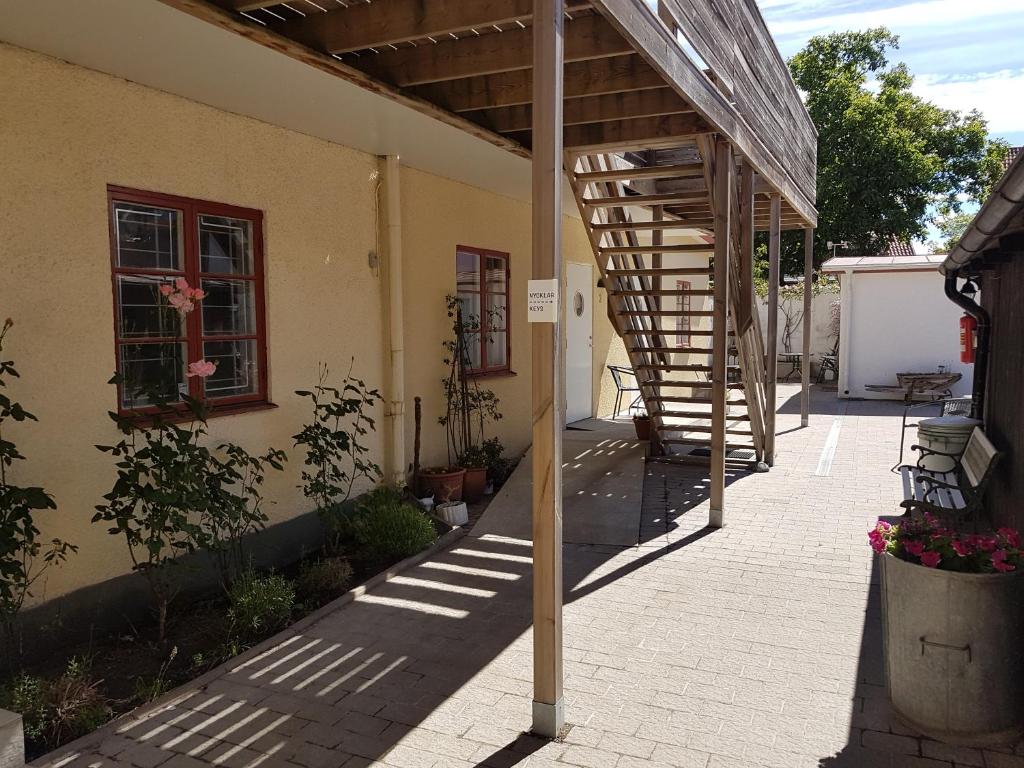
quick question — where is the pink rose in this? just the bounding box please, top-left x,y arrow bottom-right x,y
920,551 -> 941,568
904,540 -> 925,557
186,359 -> 217,378
159,284 -> 174,296
175,277 -> 190,291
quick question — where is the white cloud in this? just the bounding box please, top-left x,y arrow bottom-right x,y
912,70 -> 1024,132
765,0 -> 1016,38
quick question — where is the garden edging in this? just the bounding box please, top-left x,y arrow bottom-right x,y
29,525 -> 467,767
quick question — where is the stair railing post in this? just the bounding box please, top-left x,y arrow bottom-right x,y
765,193 -> 781,465
710,138 -> 733,527
801,227 -> 814,426
531,0 -> 564,739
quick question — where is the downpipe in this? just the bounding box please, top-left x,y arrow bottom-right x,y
944,269 -> 990,421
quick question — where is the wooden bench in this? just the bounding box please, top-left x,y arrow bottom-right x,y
899,427 -> 1002,527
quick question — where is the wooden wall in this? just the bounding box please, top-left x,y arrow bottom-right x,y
981,256 -> 1024,529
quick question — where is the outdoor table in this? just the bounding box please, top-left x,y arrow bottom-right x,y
865,371 -> 962,403
778,352 -> 802,381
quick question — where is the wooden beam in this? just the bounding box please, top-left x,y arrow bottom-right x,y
561,113 -> 711,151
157,0 -> 532,160
764,193 -> 781,466
710,138 -> 732,528
215,0 -> 278,10
575,161 -> 705,183
737,162 -> 754,334
801,228 -> 813,427
531,0 -> 564,740
272,0 -> 590,54
355,14 -> 628,87
466,87 -> 691,133
412,53 -> 664,112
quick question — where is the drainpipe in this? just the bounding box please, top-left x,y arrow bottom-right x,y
382,155 -> 406,486
943,269 -> 990,421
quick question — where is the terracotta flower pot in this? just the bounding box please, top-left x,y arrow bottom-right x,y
633,415 -> 652,441
462,466 -> 488,503
419,466 -> 466,503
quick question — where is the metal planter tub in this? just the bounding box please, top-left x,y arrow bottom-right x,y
881,552 -> 1024,745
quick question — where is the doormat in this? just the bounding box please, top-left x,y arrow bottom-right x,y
688,447 -> 756,461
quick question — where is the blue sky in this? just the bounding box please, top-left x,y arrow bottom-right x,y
758,0 -> 1024,148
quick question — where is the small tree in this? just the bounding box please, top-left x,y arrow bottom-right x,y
293,361 -> 381,551
754,267 -> 839,353
0,318 -> 76,656
439,295 -> 503,466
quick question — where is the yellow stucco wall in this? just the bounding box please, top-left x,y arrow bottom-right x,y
0,43 -> 602,604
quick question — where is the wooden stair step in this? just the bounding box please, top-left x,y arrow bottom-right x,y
585,191 -> 708,208
599,244 -> 712,255
644,380 -> 745,389
636,364 -> 740,372
659,437 -> 756,448
618,310 -> 713,317
658,424 -> 754,435
591,220 -> 701,233
573,163 -> 705,183
605,267 -> 712,277
627,346 -> 713,355
653,396 -> 748,405
611,289 -> 713,297
650,410 -> 750,421
622,329 -> 728,338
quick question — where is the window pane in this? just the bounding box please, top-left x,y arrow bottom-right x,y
117,275 -> 183,339
457,292 -> 481,329
119,342 -> 186,408
456,251 -> 480,293
201,279 -> 255,336
114,203 -> 183,270
486,332 -> 507,368
199,215 -> 253,275
461,331 -> 481,371
486,292 -> 507,330
202,339 -> 258,398
485,256 -> 507,292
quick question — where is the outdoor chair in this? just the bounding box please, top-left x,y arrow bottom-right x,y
815,338 -> 839,384
891,396 -> 972,472
608,364 -> 642,418
898,427 -> 1002,529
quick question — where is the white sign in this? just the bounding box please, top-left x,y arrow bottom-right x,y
527,279 -> 559,323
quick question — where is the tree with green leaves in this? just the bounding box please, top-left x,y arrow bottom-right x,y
783,27 -> 1006,274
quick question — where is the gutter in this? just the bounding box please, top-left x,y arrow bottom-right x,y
943,150 -> 1024,273
382,155 -> 406,486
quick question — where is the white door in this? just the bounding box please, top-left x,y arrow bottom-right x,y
565,262 -> 593,424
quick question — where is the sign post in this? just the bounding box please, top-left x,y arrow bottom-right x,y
531,0 -> 565,739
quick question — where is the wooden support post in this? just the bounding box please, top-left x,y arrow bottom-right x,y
709,139 -> 732,528
764,193 -> 781,465
531,0 -> 564,740
737,161 -> 754,334
801,228 -> 813,427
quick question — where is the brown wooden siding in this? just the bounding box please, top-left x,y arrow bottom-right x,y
982,258 -> 1024,529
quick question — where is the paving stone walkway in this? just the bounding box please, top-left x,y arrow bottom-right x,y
35,386 -> 1024,768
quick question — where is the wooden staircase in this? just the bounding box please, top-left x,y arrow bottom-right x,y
567,151 -> 770,466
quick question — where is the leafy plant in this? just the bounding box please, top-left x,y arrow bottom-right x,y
203,443 -> 287,585
1,657 -> 111,753
134,645 -> 178,703
297,556 -> 353,605
227,571 -> 296,645
294,361 -> 381,551
482,437 -> 510,487
457,444 -> 488,470
0,318 -> 75,652
439,295 -> 503,465
94,388 -> 215,642
348,487 -> 438,567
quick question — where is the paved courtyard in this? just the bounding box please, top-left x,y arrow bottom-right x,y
34,386 -> 1024,768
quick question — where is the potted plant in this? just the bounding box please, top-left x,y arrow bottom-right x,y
429,296 -> 503,502
419,465 -> 466,503
458,444 -> 488,503
869,516 -> 1024,746
632,412 -> 652,440
482,437 -> 510,492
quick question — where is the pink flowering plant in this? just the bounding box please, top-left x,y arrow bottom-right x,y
869,514 -> 1023,573
159,277 -> 206,316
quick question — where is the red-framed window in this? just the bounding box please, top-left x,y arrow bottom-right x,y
107,186 -> 269,414
455,245 -> 510,376
675,279 -> 692,348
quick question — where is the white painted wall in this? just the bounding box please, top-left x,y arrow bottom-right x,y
838,269 -> 972,399
757,290 -> 838,370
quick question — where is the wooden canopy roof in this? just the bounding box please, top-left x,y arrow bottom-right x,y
162,0 -> 817,231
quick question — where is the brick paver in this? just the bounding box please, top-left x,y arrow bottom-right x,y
33,386 -> 1024,768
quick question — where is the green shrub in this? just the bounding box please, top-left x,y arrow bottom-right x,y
349,488 -> 438,566
227,572 -> 296,645
1,658 -> 110,752
298,556 -> 354,604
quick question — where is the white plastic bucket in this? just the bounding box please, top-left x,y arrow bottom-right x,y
916,416 -> 981,472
